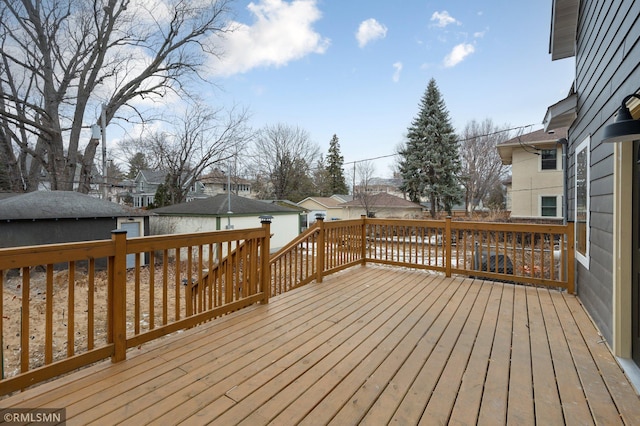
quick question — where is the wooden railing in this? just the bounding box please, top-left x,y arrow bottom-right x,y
0,220 -> 271,396
0,215 -> 575,396
268,216 -> 575,296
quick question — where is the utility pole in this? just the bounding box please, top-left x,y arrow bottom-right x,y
226,157 -> 233,229
101,104 -> 108,200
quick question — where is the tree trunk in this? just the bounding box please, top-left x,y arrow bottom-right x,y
429,193 -> 437,218
78,139 -> 99,194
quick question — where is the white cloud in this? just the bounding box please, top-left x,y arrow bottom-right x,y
211,0 -> 330,76
356,18 -> 388,48
431,11 -> 459,28
392,62 -> 403,82
443,43 -> 475,67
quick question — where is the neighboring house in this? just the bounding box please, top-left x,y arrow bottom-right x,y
260,199 -> 309,232
340,192 -> 423,219
330,194 -> 353,203
353,176 -> 404,199
198,168 -> 252,198
150,194 -> 301,252
297,195 -> 350,224
497,127 -> 568,220
132,170 -> 168,208
131,169 -> 205,208
0,191 -> 149,265
545,0 -> 640,384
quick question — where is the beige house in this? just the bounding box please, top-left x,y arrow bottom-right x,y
297,195 -> 352,224
340,192 -> 423,219
497,127 -> 568,220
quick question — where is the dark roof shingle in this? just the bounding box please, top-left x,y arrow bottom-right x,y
0,191 -> 146,220
151,194 -> 297,216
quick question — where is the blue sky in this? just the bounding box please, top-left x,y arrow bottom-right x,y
199,1 -> 575,177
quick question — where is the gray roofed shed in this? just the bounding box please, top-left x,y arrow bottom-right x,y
150,194 -> 302,251
0,191 -> 146,220
0,191 -> 149,249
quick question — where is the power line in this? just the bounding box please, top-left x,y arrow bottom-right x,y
344,122 -> 541,167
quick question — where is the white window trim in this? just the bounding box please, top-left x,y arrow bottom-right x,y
575,135 -> 590,268
539,194 -> 562,218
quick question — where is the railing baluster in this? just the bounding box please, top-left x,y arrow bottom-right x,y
186,247 -> 193,317
175,248 -> 181,321
198,245 -> 204,312
88,259 -> 95,350
68,261 -> 75,357
163,249 -> 168,325
21,267 -> 30,372
135,254 -> 141,334
45,265 -> 54,363
149,251 -> 155,330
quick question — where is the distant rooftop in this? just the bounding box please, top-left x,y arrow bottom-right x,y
0,191 -> 147,220
152,194 -> 298,216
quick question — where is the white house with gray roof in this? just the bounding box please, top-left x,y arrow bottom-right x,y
150,194 -> 301,251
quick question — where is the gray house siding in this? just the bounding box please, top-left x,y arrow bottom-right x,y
564,0 -> 640,344
0,218 -> 135,248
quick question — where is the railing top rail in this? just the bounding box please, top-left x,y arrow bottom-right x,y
449,220 -> 570,232
361,218 -> 446,228
126,227 -> 267,253
322,218 -> 363,229
0,239 -> 114,269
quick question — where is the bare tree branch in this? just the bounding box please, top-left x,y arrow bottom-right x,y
459,119 -> 510,214
120,102 -> 251,204
249,123 -> 320,201
0,0 -> 236,192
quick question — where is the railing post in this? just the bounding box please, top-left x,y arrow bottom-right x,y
110,229 -> 127,363
567,221 -> 575,294
361,215 -> 367,265
445,216 -> 452,277
259,216 -> 273,303
316,216 -> 325,283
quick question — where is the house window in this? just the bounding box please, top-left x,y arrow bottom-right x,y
575,136 -> 590,268
541,196 -> 558,217
541,148 -> 558,170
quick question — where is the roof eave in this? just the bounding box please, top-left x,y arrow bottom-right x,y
543,92 -> 577,132
549,0 -> 579,61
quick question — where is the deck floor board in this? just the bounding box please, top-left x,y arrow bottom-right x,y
2,266 -> 639,425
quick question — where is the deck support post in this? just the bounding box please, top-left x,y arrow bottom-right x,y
316,216 -> 325,283
361,215 -> 367,265
260,217 -> 272,303
445,216 -> 452,277
110,230 -> 128,363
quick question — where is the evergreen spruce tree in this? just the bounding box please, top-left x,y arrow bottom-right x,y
399,78 -> 463,217
325,134 -> 349,195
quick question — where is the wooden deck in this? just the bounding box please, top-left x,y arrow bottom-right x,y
2,266 -> 639,425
